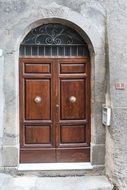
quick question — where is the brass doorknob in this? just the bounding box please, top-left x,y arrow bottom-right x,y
69,96 -> 76,103
34,96 -> 42,104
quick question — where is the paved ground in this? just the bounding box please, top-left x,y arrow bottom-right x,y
0,173 -> 113,190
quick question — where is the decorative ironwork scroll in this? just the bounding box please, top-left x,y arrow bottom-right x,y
20,23 -> 89,56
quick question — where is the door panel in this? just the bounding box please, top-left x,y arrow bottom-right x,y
60,79 -> 85,120
60,63 -> 85,73
25,63 -> 50,73
20,149 -> 56,163
25,79 -> 51,120
57,59 -> 90,162
60,125 -> 86,143
25,125 -> 51,144
20,57 -> 90,163
57,148 -> 90,162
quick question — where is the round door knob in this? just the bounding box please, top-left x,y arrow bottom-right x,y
69,96 -> 76,103
34,96 -> 42,104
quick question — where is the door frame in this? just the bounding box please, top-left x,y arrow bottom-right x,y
19,56 -> 91,163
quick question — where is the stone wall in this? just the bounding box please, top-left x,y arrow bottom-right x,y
105,0 -> 127,189
1,0 -> 127,189
0,0 -> 106,169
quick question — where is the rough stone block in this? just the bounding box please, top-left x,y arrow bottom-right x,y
2,146 -> 18,167
91,143 -> 105,165
94,81 -> 105,102
91,102 -> 105,144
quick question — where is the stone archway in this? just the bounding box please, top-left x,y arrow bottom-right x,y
0,2 -> 105,168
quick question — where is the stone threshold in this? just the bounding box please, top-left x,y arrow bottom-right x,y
0,173 -> 114,190
18,162 -> 93,171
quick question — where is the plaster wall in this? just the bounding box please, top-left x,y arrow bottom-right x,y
105,0 -> 127,189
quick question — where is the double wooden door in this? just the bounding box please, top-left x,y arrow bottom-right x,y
19,57 -> 90,163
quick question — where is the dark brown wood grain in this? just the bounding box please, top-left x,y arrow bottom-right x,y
60,63 -> 85,73
60,79 -> 85,119
25,79 -> 51,120
19,57 -> 91,163
60,125 -> 85,143
25,63 -> 50,73
25,125 -> 51,144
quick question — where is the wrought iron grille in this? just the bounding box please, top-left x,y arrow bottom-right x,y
20,24 -> 89,56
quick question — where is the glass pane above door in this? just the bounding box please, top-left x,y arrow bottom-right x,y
20,23 -> 89,57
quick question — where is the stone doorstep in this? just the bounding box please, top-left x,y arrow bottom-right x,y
0,164 -> 105,177
0,173 -> 113,190
18,162 -> 93,171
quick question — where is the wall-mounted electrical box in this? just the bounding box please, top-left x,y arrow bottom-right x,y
102,105 -> 111,126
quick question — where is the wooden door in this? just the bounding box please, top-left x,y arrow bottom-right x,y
19,57 -> 90,163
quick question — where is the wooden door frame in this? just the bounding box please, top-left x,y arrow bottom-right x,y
19,56 -> 91,163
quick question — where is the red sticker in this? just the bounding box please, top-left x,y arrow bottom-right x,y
115,83 -> 125,90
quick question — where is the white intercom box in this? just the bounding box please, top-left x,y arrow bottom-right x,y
102,105 -> 111,126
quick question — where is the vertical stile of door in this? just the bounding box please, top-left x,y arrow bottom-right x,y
51,59 -> 55,148
51,59 -> 59,153
54,59 -> 60,157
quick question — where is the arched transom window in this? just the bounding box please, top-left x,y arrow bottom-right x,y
20,23 -> 89,57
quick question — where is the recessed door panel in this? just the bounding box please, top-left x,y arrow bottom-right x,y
60,125 -> 86,143
60,63 -> 85,73
60,79 -> 86,120
25,79 -> 51,120
57,148 -> 90,162
20,149 -> 56,163
25,63 -> 50,73
25,125 -> 51,144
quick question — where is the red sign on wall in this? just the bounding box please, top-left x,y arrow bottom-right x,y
115,82 -> 125,90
